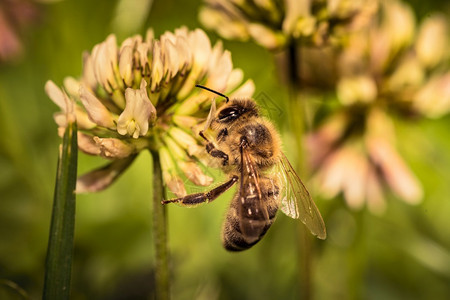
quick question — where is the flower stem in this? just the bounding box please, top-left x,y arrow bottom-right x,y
286,42 -> 313,300
150,150 -> 170,300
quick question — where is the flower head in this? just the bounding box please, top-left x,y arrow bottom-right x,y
199,0 -> 378,50
301,0 -> 450,118
0,0 -> 42,62
303,0 -> 450,213
308,109 -> 423,214
46,27 -> 254,194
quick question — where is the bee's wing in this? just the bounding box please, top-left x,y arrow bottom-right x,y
238,146 -> 270,243
277,153 -> 327,239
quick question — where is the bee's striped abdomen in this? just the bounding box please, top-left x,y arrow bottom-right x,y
222,177 -> 280,251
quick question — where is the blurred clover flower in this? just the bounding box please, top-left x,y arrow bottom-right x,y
199,0 -> 378,50
45,27 -> 254,196
308,108 -> 424,214
0,0 -> 41,62
304,0 -> 450,213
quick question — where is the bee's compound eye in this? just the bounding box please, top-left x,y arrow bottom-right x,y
219,106 -> 243,123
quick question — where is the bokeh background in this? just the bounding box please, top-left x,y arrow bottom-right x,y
1,0 -> 450,299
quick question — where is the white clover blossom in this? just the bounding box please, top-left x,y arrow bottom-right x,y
199,0 -> 378,50
117,79 -> 156,138
46,27 -> 255,195
308,109 -> 423,215
297,1 -> 450,116
303,1 -> 450,213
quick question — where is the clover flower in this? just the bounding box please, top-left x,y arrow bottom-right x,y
308,108 -> 423,214
199,0 -> 378,50
301,0 -> 450,117
46,27 -> 255,196
0,0 -> 41,62
303,0 -> 450,213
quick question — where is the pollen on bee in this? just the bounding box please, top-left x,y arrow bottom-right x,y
248,208 -> 252,215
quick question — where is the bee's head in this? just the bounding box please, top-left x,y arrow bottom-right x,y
195,84 -> 259,124
217,99 -> 259,124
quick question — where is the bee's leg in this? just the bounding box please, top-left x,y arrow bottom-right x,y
217,128 -> 228,141
199,130 -> 229,166
162,175 -> 238,206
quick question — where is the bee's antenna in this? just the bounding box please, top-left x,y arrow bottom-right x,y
196,84 -> 230,103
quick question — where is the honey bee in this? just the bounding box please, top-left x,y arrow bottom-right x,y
162,85 -> 326,251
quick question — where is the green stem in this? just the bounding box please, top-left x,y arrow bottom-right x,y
286,42 -> 313,300
150,150 -> 170,300
43,121 -> 78,300
347,210 -> 367,300
287,42 -> 307,168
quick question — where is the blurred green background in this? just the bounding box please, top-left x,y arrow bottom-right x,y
1,0 -> 450,299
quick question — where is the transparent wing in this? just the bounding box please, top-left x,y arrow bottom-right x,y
277,153 -> 327,239
238,146 -> 270,243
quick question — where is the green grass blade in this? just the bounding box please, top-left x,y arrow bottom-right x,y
43,121 -> 78,300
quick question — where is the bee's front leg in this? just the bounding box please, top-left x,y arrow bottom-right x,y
162,176 -> 238,206
199,130 -> 229,166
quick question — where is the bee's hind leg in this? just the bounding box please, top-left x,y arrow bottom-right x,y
162,175 -> 238,206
